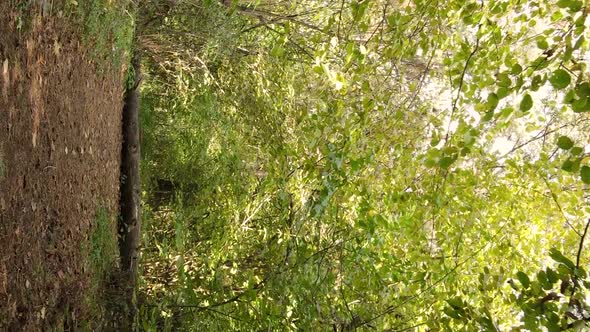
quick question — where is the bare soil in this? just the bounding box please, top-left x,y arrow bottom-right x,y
0,5 -> 125,330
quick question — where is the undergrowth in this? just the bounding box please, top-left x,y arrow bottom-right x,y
81,206 -> 123,330
66,0 -> 135,70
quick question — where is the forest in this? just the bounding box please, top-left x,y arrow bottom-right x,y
134,0 -> 590,330
0,0 -> 589,330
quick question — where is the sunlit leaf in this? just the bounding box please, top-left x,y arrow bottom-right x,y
556,136 -> 573,150
520,94 -> 533,111
516,271 -> 530,288
581,166 -> 590,184
548,248 -> 575,269
549,69 -> 571,90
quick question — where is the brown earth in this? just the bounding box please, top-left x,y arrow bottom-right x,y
0,5 -> 125,330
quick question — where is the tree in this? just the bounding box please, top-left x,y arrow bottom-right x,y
136,0 -> 590,330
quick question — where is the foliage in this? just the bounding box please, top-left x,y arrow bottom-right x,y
446,240 -> 590,331
68,0 -> 136,68
512,247 -> 590,331
89,207 -> 119,277
138,0 -> 590,330
82,206 -> 122,329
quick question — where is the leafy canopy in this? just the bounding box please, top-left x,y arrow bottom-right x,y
137,0 -> 590,330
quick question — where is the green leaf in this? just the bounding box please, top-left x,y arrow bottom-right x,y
425,158 -> 437,168
557,263 -> 571,277
556,136 -> 574,150
581,166 -> 590,184
439,156 -> 456,169
570,146 -> 584,155
446,297 -> 465,310
531,75 -> 545,91
546,311 -> 561,332
520,94 -> 533,112
444,306 -> 461,319
556,0 -> 583,11
500,107 -> 514,118
575,267 -> 587,278
572,97 -> 590,113
531,56 -> 550,72
536,38 -> 549,50
523,312 -> 538,330
497,87 -> 509,99
562,159 -> 574,172
497,73 -> 512,87
564,89 -> 577,104
548,248 -> 575,269
549,69 -> 571,90
575,82 -> 590,98
561,158 -> 581,173
270,45 -> 285,57
487,93 -> 499,110
537,271 -> 551,290
478,316 -> 497,331
511,63 -> 523,75
546,268 -> 559,284
516,271 -> 530,288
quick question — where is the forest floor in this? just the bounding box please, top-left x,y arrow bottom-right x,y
0,1 -> 132,330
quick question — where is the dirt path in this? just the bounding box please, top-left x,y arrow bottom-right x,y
0,6 -> 125,330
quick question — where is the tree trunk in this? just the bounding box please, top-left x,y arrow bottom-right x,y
119,53 -> 142,324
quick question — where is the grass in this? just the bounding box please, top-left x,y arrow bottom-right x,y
81,206 -> 122,329
13,0 -> 33,34
67,1 -> 136,327
68,0 -> 136,69
9,0 -> 135,70
48,206 -> 121,330
89,206 -> 119,278
0,157 -> 5,180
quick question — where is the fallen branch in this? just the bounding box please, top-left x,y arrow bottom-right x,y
119,53 -> 142,327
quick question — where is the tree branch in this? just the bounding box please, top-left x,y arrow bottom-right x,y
575,219 -> 590,269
